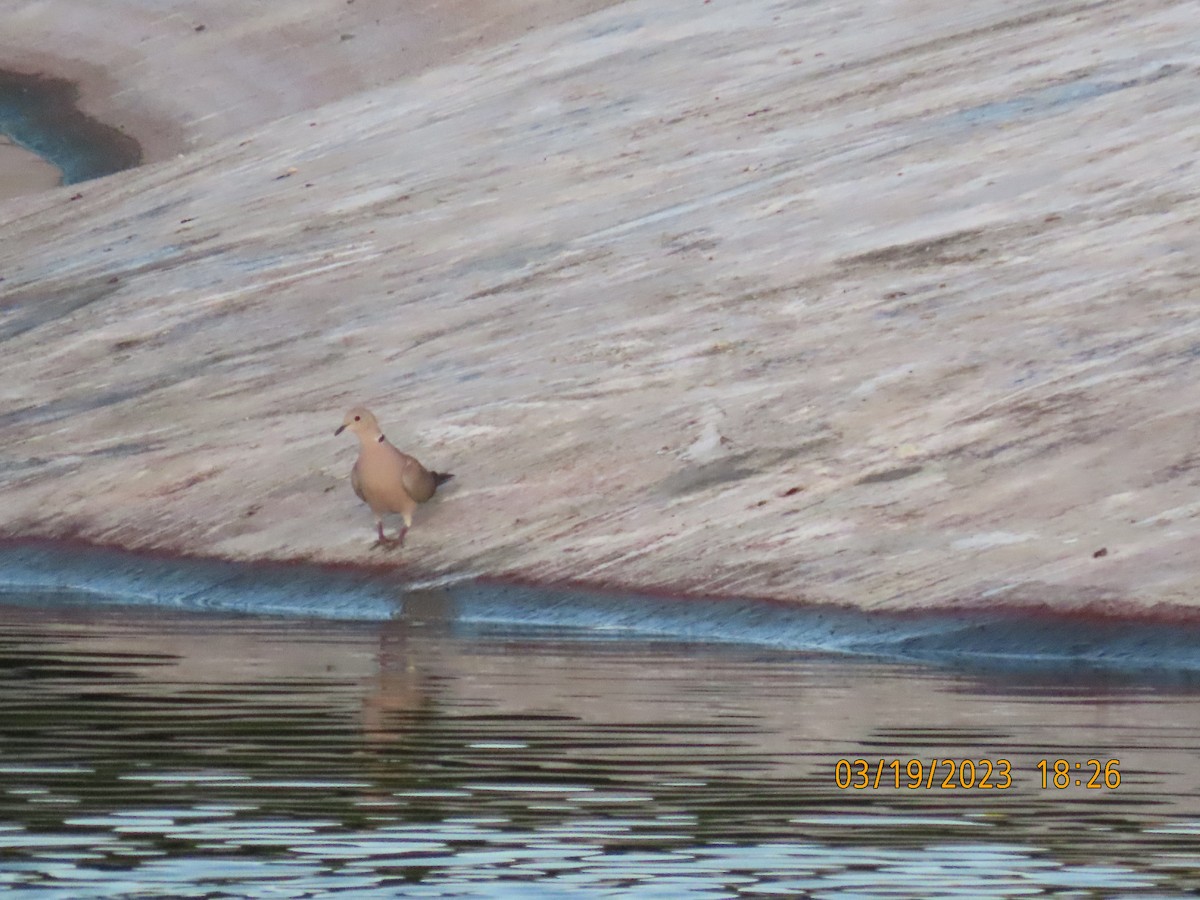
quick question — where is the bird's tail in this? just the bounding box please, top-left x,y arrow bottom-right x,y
433,471 -> 455,488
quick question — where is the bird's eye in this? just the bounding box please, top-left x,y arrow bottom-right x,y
354,415 -> 361,421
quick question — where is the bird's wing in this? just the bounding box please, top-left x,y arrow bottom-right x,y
399,453 -> 438,503
350,459 -> 366,502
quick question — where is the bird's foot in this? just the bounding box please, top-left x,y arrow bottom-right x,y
372,523 -> 408,549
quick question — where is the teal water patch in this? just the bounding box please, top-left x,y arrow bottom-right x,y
0,69 -> 141,185
4,539 -> 1200,679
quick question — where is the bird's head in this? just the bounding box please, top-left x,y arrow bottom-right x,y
335,406 -> 381,439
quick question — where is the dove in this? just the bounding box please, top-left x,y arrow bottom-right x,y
334,406 -> 453,546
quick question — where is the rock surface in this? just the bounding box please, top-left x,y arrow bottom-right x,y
2,0 -> 1199,611
0,136 -> 60,200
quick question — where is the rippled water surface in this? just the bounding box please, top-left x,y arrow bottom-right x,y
4,596 -> 1200,898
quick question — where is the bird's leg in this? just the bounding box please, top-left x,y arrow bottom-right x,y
373,519 -> 399,549
396,513 -> 413,547
371,514 -> 412,549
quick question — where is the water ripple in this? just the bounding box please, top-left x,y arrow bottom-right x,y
2,601 -> 1200,895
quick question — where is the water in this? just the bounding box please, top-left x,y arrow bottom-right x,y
3,590 -> 1200,897
0,69 -> 141,186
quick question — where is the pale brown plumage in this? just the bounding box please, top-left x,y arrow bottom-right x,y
334,406 -> 453,546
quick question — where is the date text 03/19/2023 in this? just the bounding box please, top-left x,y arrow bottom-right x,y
833,758 -> 1122,790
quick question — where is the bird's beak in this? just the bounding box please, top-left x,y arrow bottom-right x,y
334,424 -> 346,436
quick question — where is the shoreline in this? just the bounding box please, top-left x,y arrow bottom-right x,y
6,536 -> 1200,677
9,533 -> 1200,626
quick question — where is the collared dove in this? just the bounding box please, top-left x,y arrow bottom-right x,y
335,406 -> 453,546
